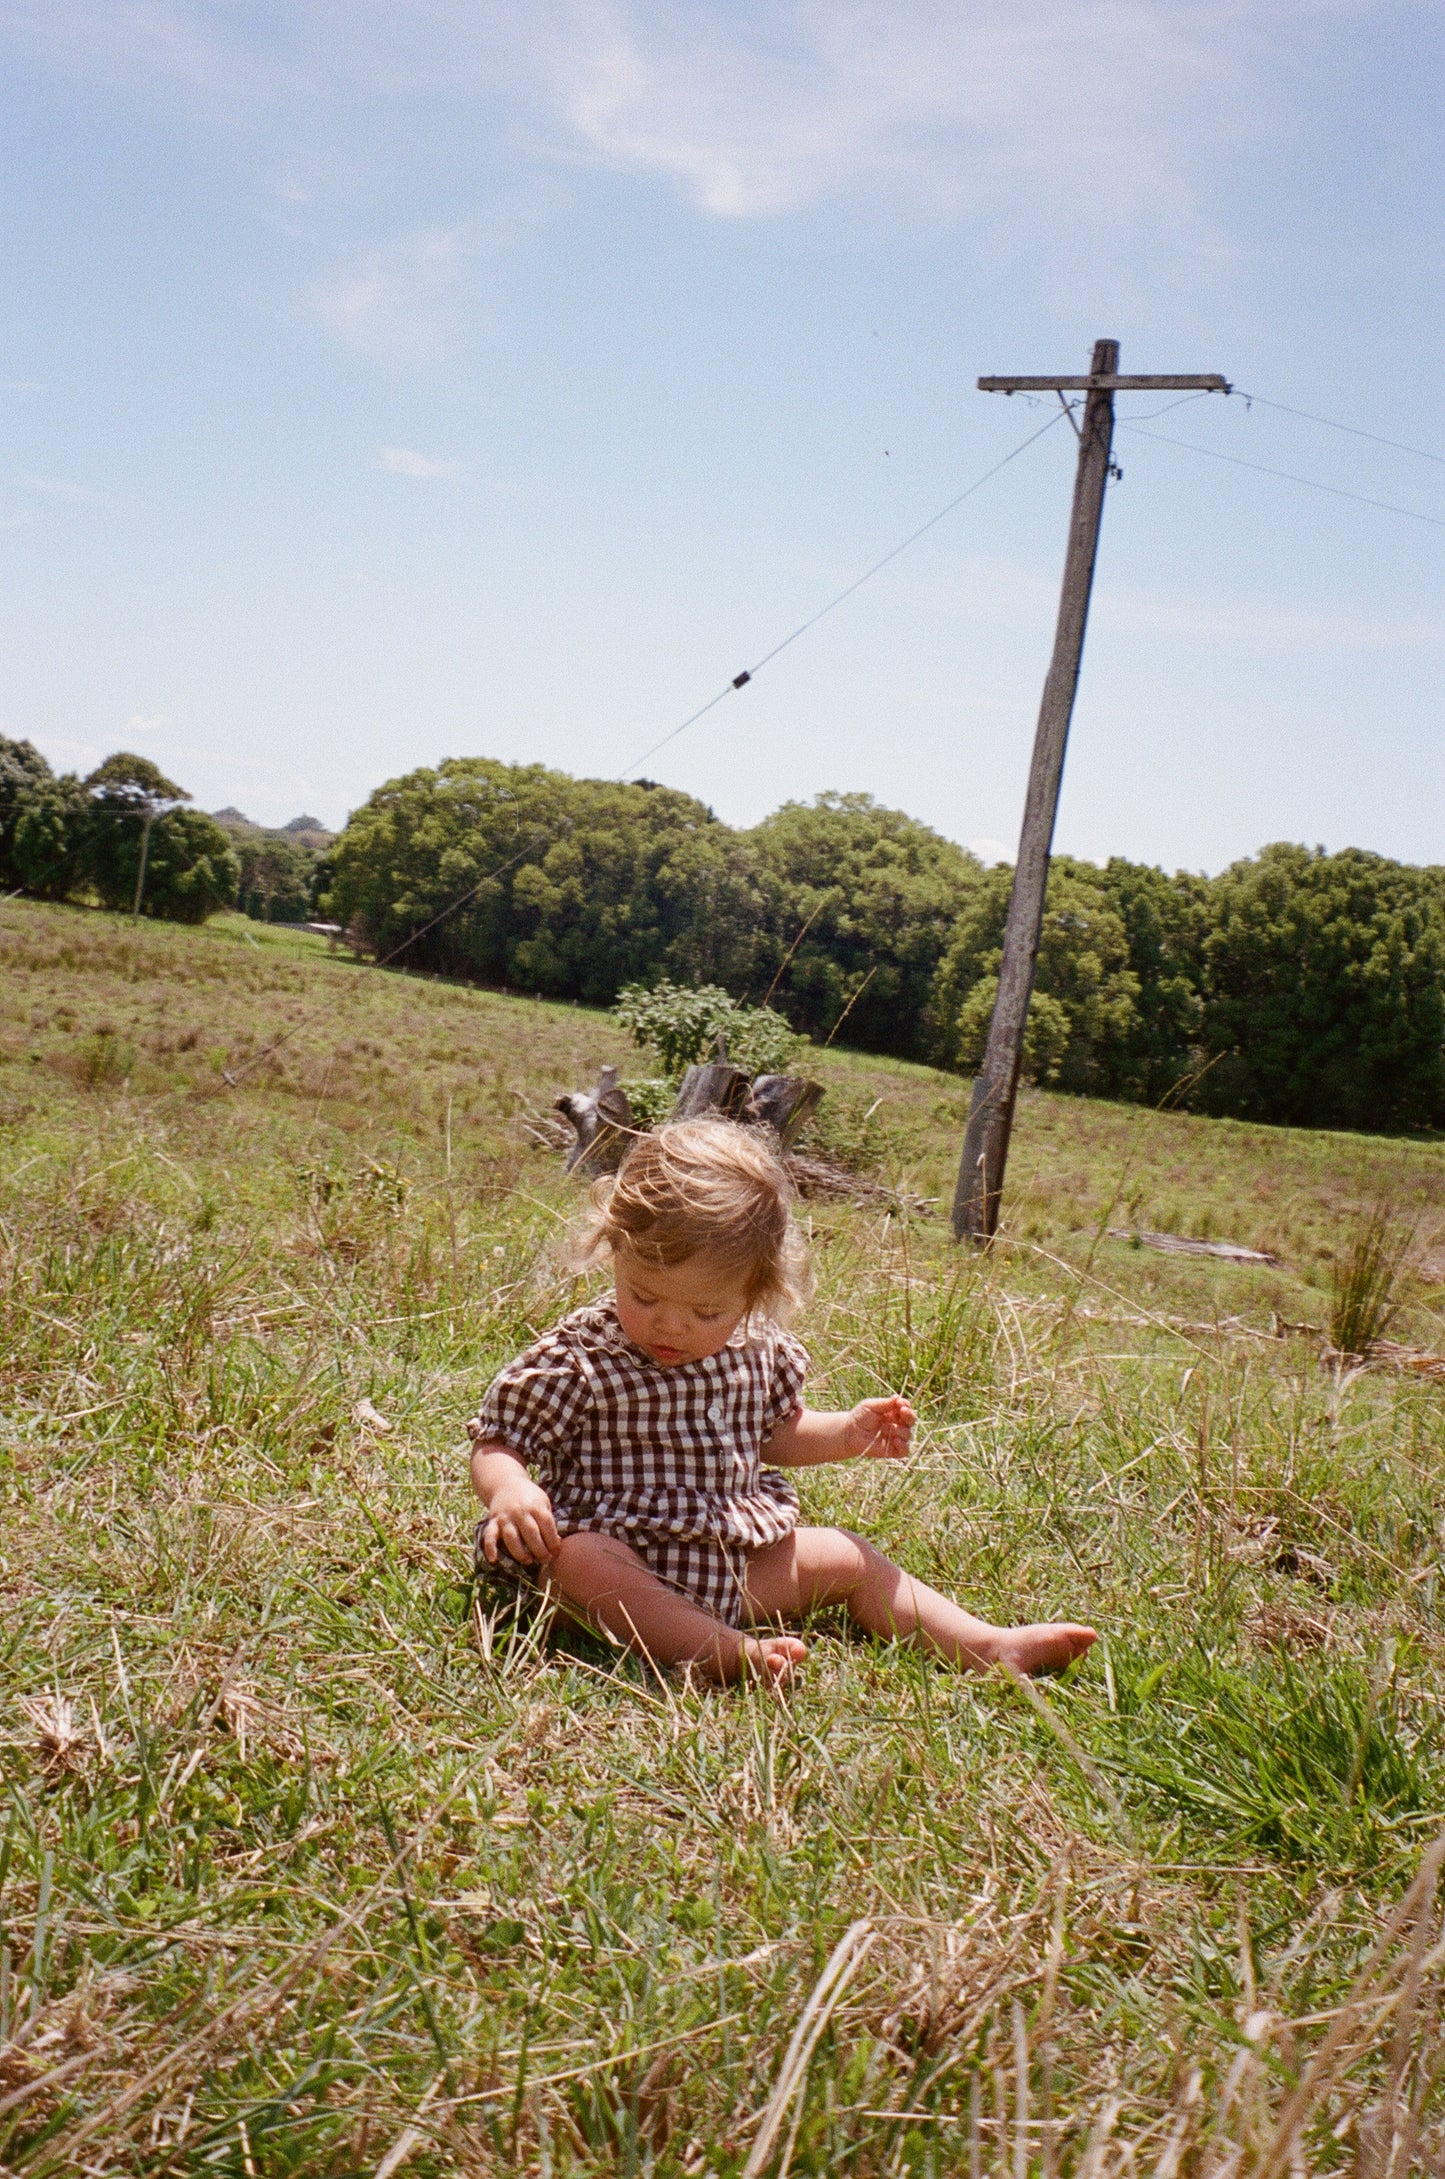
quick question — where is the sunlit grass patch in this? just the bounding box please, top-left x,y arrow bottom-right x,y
1102,1643 -> 1443,1881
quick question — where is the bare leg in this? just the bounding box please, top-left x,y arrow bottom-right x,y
744,1527 -> 1096,1676
542,1530 -> 808,1685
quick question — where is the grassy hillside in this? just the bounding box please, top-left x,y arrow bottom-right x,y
3,897 -> 1445,2176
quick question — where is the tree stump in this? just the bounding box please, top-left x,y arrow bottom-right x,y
555,1065 -> 635,1175
554,1032 -> 828,1176
671,1034 -> 750,1122
742,1073 -> 824,1148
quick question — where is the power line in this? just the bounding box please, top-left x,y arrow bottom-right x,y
1116,421 -> 1445,530
620,406 -> 1069,778
1229,390 -> 1445,468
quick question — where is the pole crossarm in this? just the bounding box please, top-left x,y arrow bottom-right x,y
979,374 -> 1230,393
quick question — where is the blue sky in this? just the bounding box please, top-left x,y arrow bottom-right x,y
1,0 -> 1440,870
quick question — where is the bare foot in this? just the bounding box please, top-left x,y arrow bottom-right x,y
736,1634 -> 809,1687
993,1622 -> 1097,1677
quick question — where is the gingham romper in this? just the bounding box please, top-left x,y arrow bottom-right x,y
472,1297 -> 807,1627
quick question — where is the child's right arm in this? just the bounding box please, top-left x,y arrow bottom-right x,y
470,1438 -> 562,1566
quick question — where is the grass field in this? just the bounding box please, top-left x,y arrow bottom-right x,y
4,896 -> 1445,2176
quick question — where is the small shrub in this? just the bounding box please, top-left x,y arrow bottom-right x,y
618,1077 -> 676,1130
70,1029 -> 135,1088
614,980 -> 803,1079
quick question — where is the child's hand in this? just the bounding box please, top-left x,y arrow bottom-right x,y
483,1476 -> 562,1567
844,1395 -> 915,1461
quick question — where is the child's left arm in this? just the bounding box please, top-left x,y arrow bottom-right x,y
762,1395 -> 915,1468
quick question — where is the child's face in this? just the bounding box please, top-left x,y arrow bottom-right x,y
613,1248 -> 753,1367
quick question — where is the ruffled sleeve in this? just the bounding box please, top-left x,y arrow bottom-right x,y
761,1327 -> 808,1437
473,1328 -> 590,1473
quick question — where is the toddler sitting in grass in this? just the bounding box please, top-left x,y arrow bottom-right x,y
469,1119 -> 1096,1686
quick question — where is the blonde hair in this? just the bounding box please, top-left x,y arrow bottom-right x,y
578,1119 -> 812,1323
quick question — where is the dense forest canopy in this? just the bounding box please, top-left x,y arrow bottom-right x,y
7,735 -> 1445,1130
325,756 -> 1445,1130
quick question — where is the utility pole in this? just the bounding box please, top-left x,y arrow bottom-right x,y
952,340 -> 1229,1244
131,810 -> 155,922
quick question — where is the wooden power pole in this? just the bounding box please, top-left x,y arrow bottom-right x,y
952,339 -> 1229,1244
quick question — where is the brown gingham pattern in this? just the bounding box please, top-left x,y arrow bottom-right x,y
471,1298 -> 807,1627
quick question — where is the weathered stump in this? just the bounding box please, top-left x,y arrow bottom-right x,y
669,1031 -> 751,1122
671,1061 -> 752,1122
742,1073 -> 824,1148
554,1031 -> 829,1177
555,1065 -> 635,1175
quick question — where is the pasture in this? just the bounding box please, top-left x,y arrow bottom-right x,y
3,896 -> 1445,2176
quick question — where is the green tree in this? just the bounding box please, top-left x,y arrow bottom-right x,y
506,784 -> 758,1003
1197,845 -> 1445,1129
0,736 -> 54,887
930,859 -> 1141,1091
1092,859 -> 1210,1101
747,793 -> 982,1060
11,775 -> 92,901
84,754 -> 190,916
83,756 -> 237,922
128,808 -> 240,923
325,759 -> 767,1001
236,833 -> 318,922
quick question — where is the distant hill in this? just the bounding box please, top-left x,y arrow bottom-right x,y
212,807 -> 335,849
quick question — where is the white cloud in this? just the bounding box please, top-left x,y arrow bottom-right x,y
968,835 -> 1014,865
2,0 -> 1401,320
5,0 -> 1386,232
547,0 -> 1291,237
379,445 -> 458,478
312,225 -> 473,361
123,712 -> 170,736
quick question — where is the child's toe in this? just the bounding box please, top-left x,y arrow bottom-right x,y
745,1635 -> 808,1685
1005,1622 -> 1098,1676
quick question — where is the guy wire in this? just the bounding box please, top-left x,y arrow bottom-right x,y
219,405 -> 1070,1088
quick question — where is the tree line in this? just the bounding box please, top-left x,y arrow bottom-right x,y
7,737 -> 1445,1132
0,739 -> 330,926
325,756 -> 1445,1132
